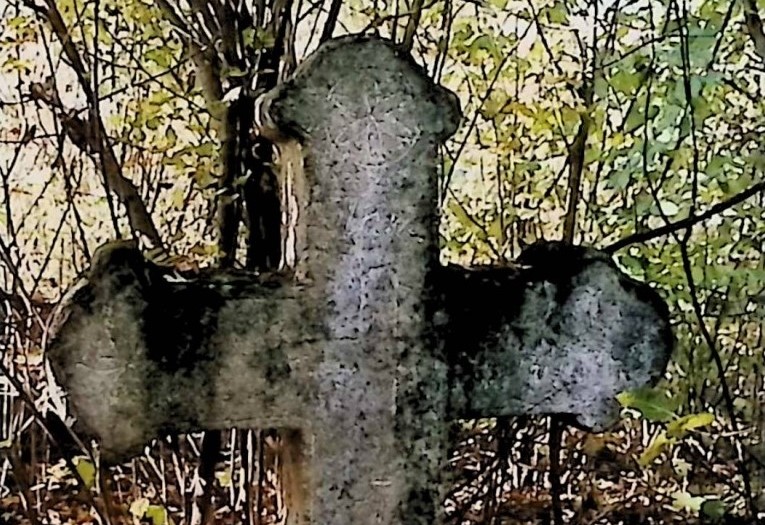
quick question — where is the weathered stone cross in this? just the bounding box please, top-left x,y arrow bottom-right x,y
48,35 -> 671,525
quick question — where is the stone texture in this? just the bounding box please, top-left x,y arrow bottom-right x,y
439,241 -> 672,430
47,34 -> 672,525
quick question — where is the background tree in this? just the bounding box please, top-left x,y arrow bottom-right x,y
2,0 -> 765,523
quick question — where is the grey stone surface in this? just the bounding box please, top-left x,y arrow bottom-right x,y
47,34 -> 672,525
438,242 -> 672,430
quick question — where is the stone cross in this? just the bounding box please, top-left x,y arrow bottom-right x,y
47,35 -> 672,525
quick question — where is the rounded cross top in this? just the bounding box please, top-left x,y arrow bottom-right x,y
262,34 -> 461,145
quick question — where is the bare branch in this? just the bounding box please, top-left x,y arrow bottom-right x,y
319,0 -> 342,43
744,0 -> 765,60
562,113 -> 590,244
402,0 -> 424,52
30,0 -> 164,247
604,180 -> 765,254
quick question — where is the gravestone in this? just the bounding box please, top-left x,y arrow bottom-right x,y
47,34 -> 672,525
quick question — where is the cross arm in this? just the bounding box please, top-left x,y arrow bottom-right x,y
437,240 -> 672,430
46,241 -> 319,462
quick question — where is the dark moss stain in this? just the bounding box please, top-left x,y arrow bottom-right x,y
434,262 -> 526,414
69,243 -> 231,431
141,284 -> 219,431
516,240 -> 605,304
263,346 -> 292,383
435,240 -> 673,415
400,487 -> 438,524
143,283 -> 224,375
518,240 -> 673,381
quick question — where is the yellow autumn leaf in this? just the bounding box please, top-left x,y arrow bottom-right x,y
639,431 -> 675,466
667,412 -> 715,439
73,456 -> 96,489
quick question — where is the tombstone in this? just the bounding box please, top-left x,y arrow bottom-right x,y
46,34 -> 672,525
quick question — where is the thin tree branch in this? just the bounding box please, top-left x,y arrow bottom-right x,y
603,180 -> 765,254
402,0 -> 424,52
744,0 -> 765,60
562,113 -> 590,244
319,0 -> 342,43
30,0 -> 164,247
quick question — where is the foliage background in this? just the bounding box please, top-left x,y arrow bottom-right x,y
1,0 -> 765,523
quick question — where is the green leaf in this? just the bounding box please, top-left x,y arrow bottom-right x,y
166,127 -> 177,146
678,113 -> 692,139
145,48 -> 172,68
667,412 -> 714,439
624,103 -> 659,134
242,27 -> 256,48
546,0 -> 569,24
194,142 -> 216,157
639,430 -> 674,466
146,117 -> 161,130
74,457 -> 96,489
594,76 -> 609,100
194,164 -> 217,189
487,215 -> 503,241
255,27 -> 276,48
215,470 -> 232,487
659,200 -> 679,217
610,70 -> 641,95
672,490 -> 706,513
719,170 -> 752,195
745,153 -> 765,171
162,153 -> 187,169
129,498 -> 149,519
617,386 -> 677,422
690,77 -> 702,99
705,155 -> 728,178
607,169 -> 631,190
223,66 -> 248,78
7,16 -> 30,29
469,35 -> 500,62
701,500 -> 726,519
634,190 -> 652,215
560,106 -> 581,132
1,58 -> 32,73
446,199 -> 487,243
617,254 -> 648,277
146,505 -> 173,525
672,456 -> 691,477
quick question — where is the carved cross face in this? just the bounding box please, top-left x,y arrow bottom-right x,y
48,35 -> 671,525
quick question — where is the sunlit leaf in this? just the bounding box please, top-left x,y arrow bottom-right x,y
639,430 -> 674,466
666,412 -> 714,439
215,470 -> 232,487
659,201 -> 679,217
610,70 -> 642,95
546,0 -> 569,24
672,490 -> 706,513
146,505 -> 174,525
74,457 -> 96,489
242,27 -> 256,48
145,48 -> 173,68
129,498 -> 150,519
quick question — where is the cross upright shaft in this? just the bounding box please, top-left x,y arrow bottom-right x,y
261,34 -> 462,524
